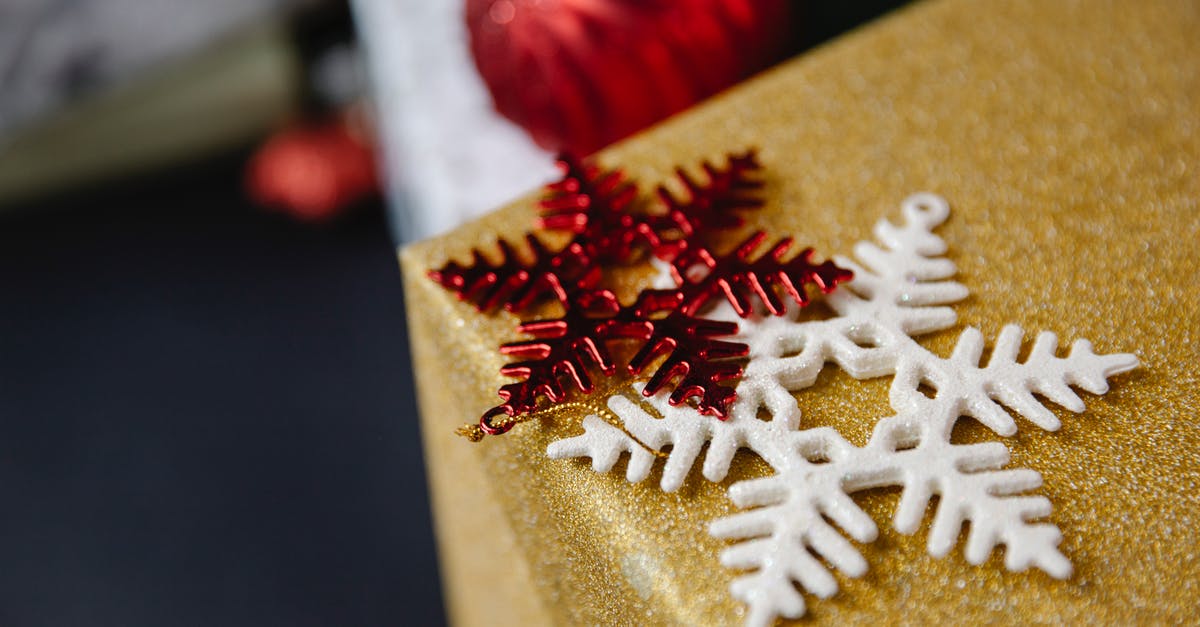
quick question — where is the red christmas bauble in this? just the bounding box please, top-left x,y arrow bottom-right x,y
466,0 -> 791,156
246,113 -> 379,222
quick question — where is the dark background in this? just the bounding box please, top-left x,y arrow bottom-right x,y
0,2 -> 906,626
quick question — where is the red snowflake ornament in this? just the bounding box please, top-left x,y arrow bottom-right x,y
670,231 -> 852,317
537,157 -> 656,264
428,151 -> 851,439
658,150 -> 765,239
427,234 -> 598,312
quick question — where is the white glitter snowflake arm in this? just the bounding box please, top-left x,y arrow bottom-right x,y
730,193 -> 969,423
891,324 -> 1139,435
708,409 -> 1073,627
706,427 -> 873,626
828,192 -> 969,334
714,307 -> 1135,625
547,384 -> 771,492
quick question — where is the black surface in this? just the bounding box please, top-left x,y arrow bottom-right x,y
795,0 -> 915,51
0,152 -> 442,627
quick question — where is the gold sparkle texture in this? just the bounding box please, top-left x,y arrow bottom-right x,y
401,0 -> 1200,623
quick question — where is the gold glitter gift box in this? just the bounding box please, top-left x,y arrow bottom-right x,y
400,0 -> 1200,623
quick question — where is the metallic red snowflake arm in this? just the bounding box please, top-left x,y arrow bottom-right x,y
427,234 -> 600,313
537,155 -> 665,264
656,149 -> 764,243
482,284 -> 750,426
626,312 -> 746,417
648,352 -> 743,418
603,289 -> 748,417
671,231 -> 854,317
478,289 -> 622,430
538,155 -> 637,231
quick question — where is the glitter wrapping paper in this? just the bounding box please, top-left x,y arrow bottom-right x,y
399,0 -> 1200,623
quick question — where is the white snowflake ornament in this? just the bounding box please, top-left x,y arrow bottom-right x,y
547,193 -> 1138,626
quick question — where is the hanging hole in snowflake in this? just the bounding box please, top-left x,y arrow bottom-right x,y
909,200 -> 936,215
901,192 -> 951,225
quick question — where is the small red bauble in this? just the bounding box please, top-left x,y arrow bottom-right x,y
246,114 -> 379,222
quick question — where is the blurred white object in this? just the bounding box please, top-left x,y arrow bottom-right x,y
0,22 -> 301,207
0,0 -> 302,134
351,0 -> 556,243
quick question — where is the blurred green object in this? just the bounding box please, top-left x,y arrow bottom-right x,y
0,22 -> 303,208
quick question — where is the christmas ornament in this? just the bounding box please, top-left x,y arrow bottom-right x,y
246,113 -> 379,222
548,193 -> 1139,625
428,152 -> 851,438
466,0 -> 791,155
